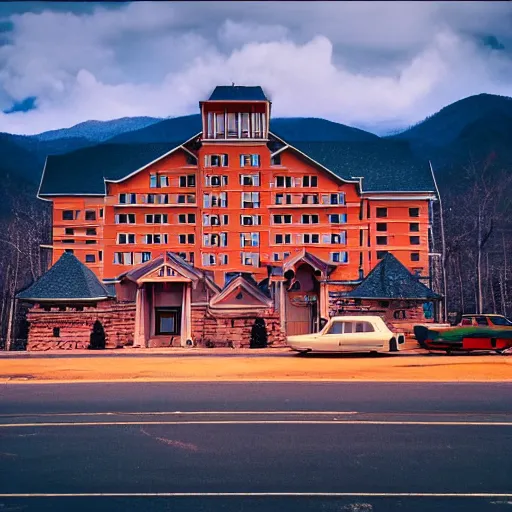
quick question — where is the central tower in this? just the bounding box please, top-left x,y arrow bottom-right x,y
200,85 -> 271,141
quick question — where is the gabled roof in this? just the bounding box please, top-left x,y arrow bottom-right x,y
345,253 -> 440,300
17,252 -> 111,302
207,86 -> 268,102
281,140 -> 435,193
120,252 -> 220,292
210,274 -> 272,309
283,249 -> 336,277
121,252 -> 203,283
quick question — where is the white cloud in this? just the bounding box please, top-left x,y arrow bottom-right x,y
0,2 -> 511,134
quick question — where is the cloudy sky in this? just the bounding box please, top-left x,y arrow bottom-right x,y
0,1 -> 511,135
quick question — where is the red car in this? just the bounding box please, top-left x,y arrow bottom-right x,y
414,314 -> 512,354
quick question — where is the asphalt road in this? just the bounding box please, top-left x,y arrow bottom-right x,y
1,382 -> 512,512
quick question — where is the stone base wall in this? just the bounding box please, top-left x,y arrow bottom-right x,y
191,307 -> 286,348
26,301 -> 136,351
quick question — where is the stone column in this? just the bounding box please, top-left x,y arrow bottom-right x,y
133,284 -> 146,348
319,282 -> 329,320
180,282 -> 192,347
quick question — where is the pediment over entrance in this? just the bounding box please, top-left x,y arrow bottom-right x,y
209,275 -> 272,310
282,249 -> 336,279
120,252 -> 203,286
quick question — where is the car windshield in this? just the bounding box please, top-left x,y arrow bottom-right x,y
490,316 -> 512,326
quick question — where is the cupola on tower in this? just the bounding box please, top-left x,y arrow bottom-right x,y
200,85 -> 271,141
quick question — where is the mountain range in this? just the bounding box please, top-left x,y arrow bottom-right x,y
0,93 -> 511,210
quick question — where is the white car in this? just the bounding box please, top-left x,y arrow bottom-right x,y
287,315 -> 405,354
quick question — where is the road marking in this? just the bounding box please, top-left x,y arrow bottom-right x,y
0,411 -> 359,418
1,420 -> 512,428
0,492 -> 511,498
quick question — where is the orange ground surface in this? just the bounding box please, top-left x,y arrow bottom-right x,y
1,353 -> 511,383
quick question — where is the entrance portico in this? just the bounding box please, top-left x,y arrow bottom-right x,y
122,254 -> 200,348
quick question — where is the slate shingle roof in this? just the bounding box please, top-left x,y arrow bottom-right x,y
17,252 -> 111,301
39,142 -> 182,195
208,86 -> 268,101
38,131 -> 435,196
288,140 -> 435,192
345,253 -> 440,300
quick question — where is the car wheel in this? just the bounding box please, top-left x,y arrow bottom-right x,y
389,337 -> 398,352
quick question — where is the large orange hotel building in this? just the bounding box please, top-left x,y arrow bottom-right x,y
18,86 -> 441,350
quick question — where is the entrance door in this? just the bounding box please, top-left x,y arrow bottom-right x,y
285,294 -> 314,336
155,307 -> 181,336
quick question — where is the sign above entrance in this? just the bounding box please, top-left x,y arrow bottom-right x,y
289,292 -> 318,306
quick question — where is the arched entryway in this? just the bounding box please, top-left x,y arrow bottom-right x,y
284,263 -> 320,336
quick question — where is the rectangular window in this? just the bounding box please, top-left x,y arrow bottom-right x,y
411,252 -> 420,262
240,215 -> 261,226
409,207 -> 420,217
275,193 -> 292,205
150,174 -> 158,188
65,228 -> 74,235
275,234 -> 292,244
240,154 -> 260,167
303,234 -> 319,244
118,234 -> 135,244
215,113 -> 225,139
331,252 -> 348,264
114,252 -> 134,265
142,252 -> 151,263
410,236 -> 420,245
301,214 -> 319,224
241,252 -> 259,267
240,174 -> 260,186
241,192 -> 260,208
271,154 -> 281,166
99,208 -> 103,218
240,113 -> 250,138
179,175 -> 196,187
272,214 -> 292,224
62,210 -> 74,221
302,176 -> 318,187
202,253 -> 216,266
85,254 -> 96,263
85,240 -> 97,245
328,232 -> 347,244
205,154 -> 228,167
330,193 -> 345,205
376,236 -> 388,245
376,207 -> 388,218
119,193 -> 137,204
376,250 -> 388,260
115,214 -> 135,224
329,213 -> 348,224
86,228 -> 96,236
240,232 -> 259,248
410,222 -> 420,232
145,214 -> 168,224
227,112 -> 238,138
159,175 -> 169,188
301,194 -> 319,205
205,175 -> 228,187
376,223 -> 387,232
275,176 -> 293,188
